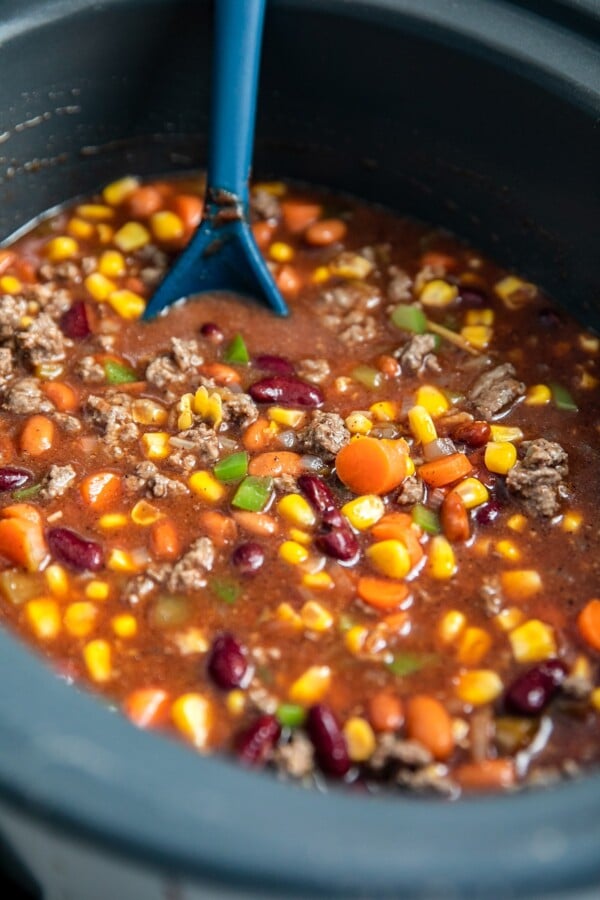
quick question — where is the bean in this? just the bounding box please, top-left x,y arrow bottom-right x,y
19,415 -> 54,456
249,376 -> 323,408
126,185 -> 163,218
304,218 -> 347,247
538,307 -> 562,329
459,288 -> 487,308
199,322 -> 224,343
452,420 -> 491,448
505,659 -> 567,715
405,694 -> 454,760
440,492 -> 470,542
474,500 -> 502,526
297,474 -> 338,515
60,301 -> 91,339
253,354 -> 295,376
368,691 -> 404,733
276,265 -> 301,297
315,521 -> 359,562
47,527 -> 104,572
0,467 -> 31,493
236,714 -> 281,766
232,542 -> 264,575
207,632 -> 250,690
306,704 -> 350,778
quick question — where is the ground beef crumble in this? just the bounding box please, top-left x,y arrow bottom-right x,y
38,464 -> 77,500
394,334 -> 441,376
124,461 -> 188,498
468,363 -> 525,419
506,438 -> 568,517
2,377 -> 55,415
298,410 -> 350,461
164,537 -> 215,592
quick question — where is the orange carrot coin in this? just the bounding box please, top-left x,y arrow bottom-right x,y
335,437 -> 408,496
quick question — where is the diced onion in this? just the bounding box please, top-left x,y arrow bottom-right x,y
423,437 -> 457,461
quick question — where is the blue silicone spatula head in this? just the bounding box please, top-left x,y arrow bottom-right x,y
143,0 -> 288,319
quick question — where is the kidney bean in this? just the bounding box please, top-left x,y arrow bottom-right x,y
505,659 -> 568,715
452,420 -> 491,448
538,307 -> 562,329
315,521 -> 359,562
236,714 -> 281,766
200,322 -> 224,343
47,527 -> 103,572
459,287 -> 487,308
440,492 -> 470,542
297,474 -> 338,515
306,704 -> 350,778
253,354 -> 295,376
207,632 -> 250,690
474,500 -> 502,526
60,301 -> 91,339
249,376 -> 323,408
232,541 -> 264,575
0,467 -> 31,492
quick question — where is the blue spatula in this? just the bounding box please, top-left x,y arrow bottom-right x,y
143,0 -> 288,319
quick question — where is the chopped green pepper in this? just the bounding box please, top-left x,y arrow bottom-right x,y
223,333 -> 249,365
276,703 -> 306,728
209,577 -> 240,605
412,503 -> 441,534
386,652 -> 438,677
213,451 -> 249,483
104,359 -> 138,384
550,382 -> 578,412
12,483 -> 42,502
351,365 -> 384,389
231,475 -> 273,512
391,304 -> 427,334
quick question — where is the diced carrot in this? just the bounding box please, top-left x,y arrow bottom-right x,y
0,506 -> 47,571
126,185 -> 163,218
248,450 -> 303,478
124,688 -> 170,729
405,694 -> 454,761
420,251 -> 457,272
1,503 -> 43,525
304,218 -> 347,247
13,257 -> 36,283
80,472 -> 122,510
418,453 -> 472,488
280,200 -> 322,234
123,276 -> 146,295
251,221 -> 275,250
41,381 -> 78,412
276,264 -> 301,297
150,518 -> 181,561
242,417 -> 277,452
383,611 -> 411,632
577,599 -> 600,652
198,510 -> 238,547
454,759 -> 516,791
371,512 -> 413,539
199,362 -> 241,385
19,415 -> 55,456
0,250 -> 15,275
357,576 -> 410,611
232,510 -> 278,536
336,437 -> 408,496
170,194 -> 203,233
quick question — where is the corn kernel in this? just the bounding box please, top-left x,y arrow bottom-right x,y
113,221 -> 150,252
369,401 -> 397,422
461,325 -> 493,350
438,609 -> 467,645
591,688 -> 600,712
367,540 -> 411,579
405,456 -> 415,477
83,639 -> 112,682
428,535 -> 457,580
452,477 -> 489,509
302,571 -> 334,591
85,580 -> 109,601
416,385 -> 449,417
192,385 -> 223,428
84,272 -> 117,301
277,494 -> 316,528
420,279 -> 458,307
103,175 -> 140,206
500,569 -> 542,601
288,665 -> 331,705
509,619 -> 556,663
67,217 -> 95,240
99,249 -> 126,278
253,181 -> 287,197
226,690 -> 246,717
131,399 -> 168,426
97,224 -> 114,244
408,404 -> 437,444
495,539 -> 521,562
0,275 -> 22,295
579,333 -> 600,354
171,693 -> 212,748
98,513 -> 128,529
562,511 -> 583,533
300,600 -> 334,632
507,514 -> 527,533
172,627 -> 209,655
267,407 -> 306,428
45,563 -> 69,598
276,602 -> 303,629
141,432 -> 170,460
268,241 -> 294,263
288,528 -> 312,547
472,537 -> 492,557
107,289 -> 145,320
465,308 -> 494,326
494,607 -> 524,632
343,716 -> 376,762
107,548 -> 142,573
311,265 -> 330,284
571,654 -> 592,682
76,203 -> 114,221
579,370 -> 599,390
455,669 -> 503,705
150,210 -> 185,243
45,236 -> 78,262
457,626 -> 492,666
490,424 -> 524,443
131,500 -> 162,526
64,602 -> 97,637
329,253 -> 373,280
189,470 -> 226,503
345,412 -> 373,435
525,384 -> 552,406
484,441 -> 517,475
112,613 -> 137,638
345,625 -> 368,655
25,598 -> 61,639
279,540 -> 309,565
494,275 -> 537,308
342,494 -> 385,531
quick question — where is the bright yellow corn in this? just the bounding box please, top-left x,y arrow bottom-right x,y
268,407 -> 306,428
268,242 -> 294,263
490,424 -> 524,443
457,627 -> 492,666
288,528 -> 312,546
493,607 -> 524,632
329,253 -> 373,280
428,535 -> 457,580
500,569 -> 542,601
420,279 -> 458,307
452,477 -> 489,509
131,500 -> 162,526
509,619 -> 556,663
345,625 -> 368,655
461,325 -> 493,350
141,432 -> 170,460
85,580 -> 110,601
455,670 -> 503,705
507,513 -> 527,532
571,654 -> 592,683
0,275 -> 22,295
288,666 -> 331,705
484,441 -> 517,475
591,688 -> 600,712
405,456 -> 416,476
300,600 -> 333,632
342,494 -> 385,531
369,400 -> 397,422
25,598 -> 61,639
192,385 -> 223,428
97,224 -> 114,244
112,614 -> 137,638
408,404 -> 437,444
171,693 -> 212,748
107,549 -> 142,573
312,265 -> 330,284
579,333 -> 600,354
416,385 -> 449,417
367,540 -> 411,579
99,249 -> 126,278
345,412 -> 373,435
131,399 -> 168,426
67,217 -> 95,240
113,221 -> 150,252
172,627 -> 208,655
189,470 -> 226,503
76,203 -> 114,221
45,563 -> 69,598
103,175 -> 139,206
107,289 -> 145,319
84,272 -> 117,301
150,210 -> 185,242
437,609 -> 466,645
343,717 -> 376,762
64,602 -> 97,638
254,180 -> 287,196
562,511 -> 583,533
98,513 -> 128,529
525,384 -> 551,406
83,639 -> 112,682
465,308 -> 494,326
495,539 -> 521,562
277,494 -> 316,528
226,690 -> 246,717
275,602 -> 303,629
279,540 -> 309,565
579,370 -> 599,390
494,275 -> 537,307
45,236 -> 78,262
302,571 -> 334,591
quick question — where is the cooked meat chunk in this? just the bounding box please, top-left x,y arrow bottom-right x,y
468,363 -> 525,418
76,355 -> 106,383
170,424 -> 221,466
273,732 -> 315,779
395,475 -> 425,506
125,461 -> 188,498
2,377 -> 55,415
166,537 -> 215,592
296,358 -> 330,385
24,283 -> 72,320
84,392 -> 138,450
298,410 -> 350,460
145,337 -> 203,389
171,338 -> 203,371
319,282 -> 381,345
396,765 -> 457,797
506,438 -> 568,517
370,735 -> 433,771
16,313 -> 67,366
387,266 -> 412,303
0,294 -> 28,342
39,261 -> 81,283
250,188 -> 281,222
38,464 -> 77,500
0,347 -> 14,386
395,334 -> 440,375
480,575 -> 503,616
220,393 -> 258,430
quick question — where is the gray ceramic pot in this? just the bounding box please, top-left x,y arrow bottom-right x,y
0,1 -> 598,898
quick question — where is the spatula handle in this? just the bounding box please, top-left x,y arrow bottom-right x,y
208,0 -> 267,202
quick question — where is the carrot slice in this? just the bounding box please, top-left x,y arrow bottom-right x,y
248,450 -> 303,478
454,759 -> 516,791
370,512 -> 424,568
0,506 -> 47,571
418,452 -> 472,487
577,599 -> 600,652
198,510 -> 238,547
80,472 -> 122,510
199,362 -> 241,385
171,194 -> 203,232
357,576 -> 410,611
335,437 -> 408,496
124,688 -> 170,729
280,200 -> 322,233
242,417 -> 277,452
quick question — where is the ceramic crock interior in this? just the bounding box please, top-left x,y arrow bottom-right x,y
0,0 -> 599,896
